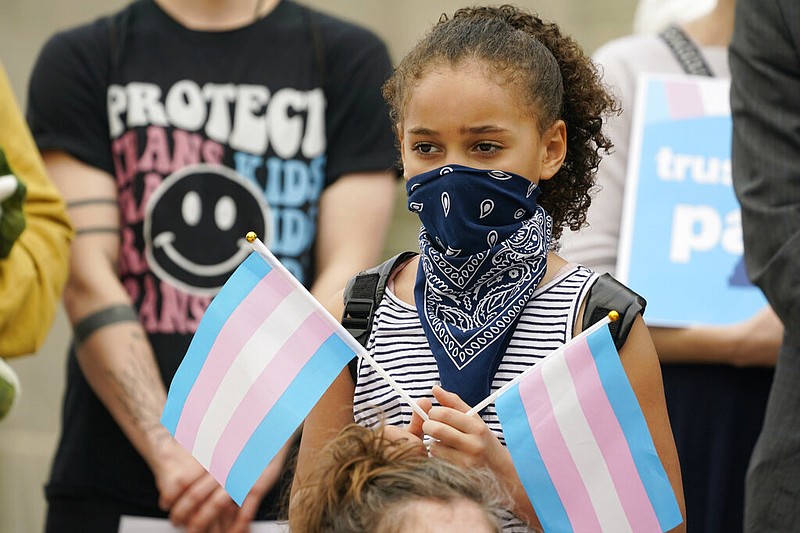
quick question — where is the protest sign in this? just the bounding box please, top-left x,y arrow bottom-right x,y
617,74 -> 767,326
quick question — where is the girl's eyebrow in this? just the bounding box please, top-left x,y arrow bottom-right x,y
461,125 -> 508,134
406,125 -> 509,135
407,126 -> 438,135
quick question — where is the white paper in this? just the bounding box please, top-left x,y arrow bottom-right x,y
118,515 -> 289,533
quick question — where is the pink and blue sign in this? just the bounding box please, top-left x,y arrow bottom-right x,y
617,74 -> 767,326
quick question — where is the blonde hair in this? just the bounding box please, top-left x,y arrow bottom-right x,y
290,424 -> 508,533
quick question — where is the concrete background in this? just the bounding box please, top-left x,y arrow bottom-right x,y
0,1 -> 646,531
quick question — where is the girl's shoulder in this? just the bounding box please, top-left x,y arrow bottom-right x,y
389,253 -> 420,306
543,252 -> 570,285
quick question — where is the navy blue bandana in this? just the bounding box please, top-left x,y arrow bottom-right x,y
406,164 -> 553,408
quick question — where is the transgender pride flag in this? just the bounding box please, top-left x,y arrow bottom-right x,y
495,322 -> 683,533
161,236 -> 361,505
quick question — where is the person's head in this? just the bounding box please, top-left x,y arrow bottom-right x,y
289,424 -> 508,533
383,5 -> 617,242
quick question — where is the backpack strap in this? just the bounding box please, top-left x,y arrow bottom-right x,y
659,24 -> 714,77
581,273 -> 647,351
343,252 -> 418,381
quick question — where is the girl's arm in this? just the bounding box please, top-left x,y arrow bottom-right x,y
290,290 -> 357,509
618,315 -> 687,532
292,367 -> 356,485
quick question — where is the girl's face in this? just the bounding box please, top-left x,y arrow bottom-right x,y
398,59 -> 566,183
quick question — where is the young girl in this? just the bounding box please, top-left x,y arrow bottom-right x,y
295,6 -> 685,531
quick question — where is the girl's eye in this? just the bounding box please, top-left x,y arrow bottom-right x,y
413,143 -> 439,154
475,143 -> 499,154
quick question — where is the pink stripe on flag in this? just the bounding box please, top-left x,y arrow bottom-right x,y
174,269 -> 294,449
520,367 -> 603,532
665,80 -> 704,120
564,338 -> 662,531
208,311 -> 335,483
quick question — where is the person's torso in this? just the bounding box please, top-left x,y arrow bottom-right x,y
47,0 -> 347,508
110,0 -> 328,351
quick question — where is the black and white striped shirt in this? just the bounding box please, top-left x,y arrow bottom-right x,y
354,263 -> 597,429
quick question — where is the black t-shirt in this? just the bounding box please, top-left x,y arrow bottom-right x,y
28,0 -> 395,511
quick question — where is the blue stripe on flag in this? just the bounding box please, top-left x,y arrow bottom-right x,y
496,383 -> 573,533
587,326 -> 683,531
161,252 -> 272,434
225,333 -> 356,505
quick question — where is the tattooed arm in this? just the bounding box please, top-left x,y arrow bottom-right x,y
43,150 -> 239,531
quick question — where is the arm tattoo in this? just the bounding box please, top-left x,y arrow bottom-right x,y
73,304 -> 138,345
75,227 -> 120,236
67,198 -> 117,209
106,331 -> 171,444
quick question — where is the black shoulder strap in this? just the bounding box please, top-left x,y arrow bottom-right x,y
342,251 -> 418,380
342,251 -> 418,346
659,24 -> 714,77
581,273 -> 647,351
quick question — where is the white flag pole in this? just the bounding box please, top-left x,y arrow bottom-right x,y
246,233 -> 430,422
465,312 -> 617,417
355,350 -> 430,421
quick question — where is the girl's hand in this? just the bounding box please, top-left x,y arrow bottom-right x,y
421,386 -> 540,526
422,385 -> 507,470
381,396 -> 432,457
406,396 -> 433,440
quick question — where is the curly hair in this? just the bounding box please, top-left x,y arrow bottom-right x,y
383,5 -> 619,241
289,424 -> 508,533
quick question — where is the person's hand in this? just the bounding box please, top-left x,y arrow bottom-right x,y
422,385 -> 507,470
378,396 -> 433,457
422,387 -> 541,526
153,437 -> 238,533
169,471 -> 238,533
725,306 -> 784,367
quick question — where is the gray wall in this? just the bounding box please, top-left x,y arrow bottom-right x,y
0,1 -> 637,531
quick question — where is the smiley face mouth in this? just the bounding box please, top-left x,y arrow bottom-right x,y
152,232 -> 251,277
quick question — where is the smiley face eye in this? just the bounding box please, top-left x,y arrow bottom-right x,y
182,191 -> 202,226
215,195 -> 237,231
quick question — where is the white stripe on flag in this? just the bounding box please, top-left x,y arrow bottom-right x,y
192,288 -> 317,467
540,352 -> 633,533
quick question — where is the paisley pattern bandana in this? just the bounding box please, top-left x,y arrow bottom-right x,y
406,164 -> 553,408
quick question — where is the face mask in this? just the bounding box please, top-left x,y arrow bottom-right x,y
407,164 -> 542,255
406,164 -> 553,408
